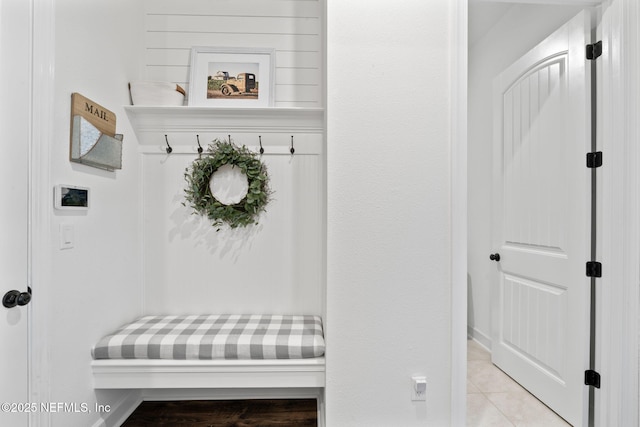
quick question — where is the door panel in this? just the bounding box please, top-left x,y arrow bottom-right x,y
503,58 -> 567,252
492,10 -> 591,426
0,0 -> 31,425
501,274 -> 567,380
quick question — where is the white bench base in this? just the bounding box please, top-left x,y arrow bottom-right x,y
91,357 -> 325,389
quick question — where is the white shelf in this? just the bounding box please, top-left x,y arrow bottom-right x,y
125,106 -> 325,148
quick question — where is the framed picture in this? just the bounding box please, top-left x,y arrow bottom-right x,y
188,47 -> 275,107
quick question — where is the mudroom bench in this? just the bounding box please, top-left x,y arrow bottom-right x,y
91,314 -> 326,389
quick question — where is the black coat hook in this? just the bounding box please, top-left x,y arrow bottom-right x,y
164,135 -> 173,154
259,135 -> 264,155
290,135 -> 295,155
196,135 -> 203,154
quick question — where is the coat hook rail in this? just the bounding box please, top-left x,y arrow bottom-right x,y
152,133 -> 315,156
196,135 -> 203,154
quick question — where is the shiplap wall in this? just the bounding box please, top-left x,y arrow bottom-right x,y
143,0 -> 323,108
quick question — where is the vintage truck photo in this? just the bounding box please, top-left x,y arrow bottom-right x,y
207,72 -> 258,98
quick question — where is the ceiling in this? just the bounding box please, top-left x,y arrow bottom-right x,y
468,2 -> 511,43
468,0 -> 599,43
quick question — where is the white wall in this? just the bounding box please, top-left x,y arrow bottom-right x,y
326,1 -> 452,425
47,1 -> 145,426
141,144 -> 325,316
467,3 -> 584,348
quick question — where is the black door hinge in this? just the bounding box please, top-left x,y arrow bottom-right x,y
587,41 -> 603,60
585,370 -> 601,388
586,261 -> 602,278
587,151 -> 603,168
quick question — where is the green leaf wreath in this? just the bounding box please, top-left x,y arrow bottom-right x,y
184,139 -> 272,229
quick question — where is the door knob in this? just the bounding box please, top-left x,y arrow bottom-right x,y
3,287 -> 31,308
489,253 -> 501,262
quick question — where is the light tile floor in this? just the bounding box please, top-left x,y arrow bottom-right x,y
467,339 -> 572,427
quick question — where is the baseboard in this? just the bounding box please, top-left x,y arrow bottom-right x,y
91,390 -> 142,427
467,326 -> 491,351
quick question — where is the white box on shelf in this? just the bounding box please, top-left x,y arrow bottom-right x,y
129,81 -> 185,106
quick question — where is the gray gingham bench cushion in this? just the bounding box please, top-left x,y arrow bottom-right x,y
92,314 -> 325,360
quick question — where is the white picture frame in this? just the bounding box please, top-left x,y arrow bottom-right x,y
187,47 -> 275,107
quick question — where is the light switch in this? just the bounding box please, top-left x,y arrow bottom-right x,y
60,224 -> 74,250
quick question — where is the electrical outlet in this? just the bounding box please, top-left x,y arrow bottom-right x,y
411,376 -> 427,401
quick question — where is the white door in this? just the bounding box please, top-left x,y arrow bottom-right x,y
0,0 -> 33,425
491,10 -> 592,427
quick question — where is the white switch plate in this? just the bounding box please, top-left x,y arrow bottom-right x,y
411,376 -> 427,401
60,224 -> 75,250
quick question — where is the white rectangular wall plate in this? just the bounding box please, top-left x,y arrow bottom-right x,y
411,376 -> 427,401
59,223 -> 75,250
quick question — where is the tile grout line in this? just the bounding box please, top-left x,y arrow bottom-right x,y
467,339 -> 571,427
481,389 -> 517,426
467,340 -> 518,426
467,375 -> 516,427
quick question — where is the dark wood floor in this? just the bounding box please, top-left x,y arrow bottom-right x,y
121,399 -> 318,427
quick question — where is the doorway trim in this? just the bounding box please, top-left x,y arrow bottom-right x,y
30,0 -> 55,425
596,1 -> 640,425
450,0 -> 468,425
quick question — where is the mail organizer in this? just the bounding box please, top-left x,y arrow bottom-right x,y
70,92 -> 123,171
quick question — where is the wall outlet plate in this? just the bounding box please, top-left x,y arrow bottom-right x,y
411,376 -> 427,401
